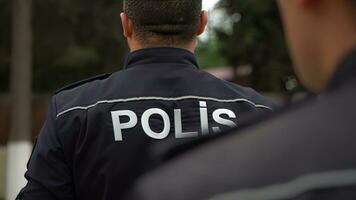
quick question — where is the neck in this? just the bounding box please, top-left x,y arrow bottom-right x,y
127,38 -> 197,53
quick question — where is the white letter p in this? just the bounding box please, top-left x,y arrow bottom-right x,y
111,110 -> 138,141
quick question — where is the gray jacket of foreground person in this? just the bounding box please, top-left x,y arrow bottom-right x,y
127,49 -> 356,200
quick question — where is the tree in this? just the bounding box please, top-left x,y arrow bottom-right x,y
6,0 -> 33,199
0,0 -> 128,93
215,0 -> 298,94
0,0 -> 11,92
31,0 -> 127,92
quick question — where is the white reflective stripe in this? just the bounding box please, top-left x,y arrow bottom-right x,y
56,96 -> 273,118
256,105 -> 273,110
209,169 -> 356,200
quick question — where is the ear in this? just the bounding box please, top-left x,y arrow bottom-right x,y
120,12 -> 133,38
196,11 -> 208,36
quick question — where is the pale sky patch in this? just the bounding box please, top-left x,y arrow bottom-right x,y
201,0 -> 221,41
203,0 -> 220,10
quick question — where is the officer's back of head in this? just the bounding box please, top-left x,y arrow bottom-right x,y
120,0 -> 207,52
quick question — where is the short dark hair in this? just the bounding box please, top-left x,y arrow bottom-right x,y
123,0 -> 203,47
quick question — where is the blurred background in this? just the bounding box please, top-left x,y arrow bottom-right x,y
0,0 -> 305,199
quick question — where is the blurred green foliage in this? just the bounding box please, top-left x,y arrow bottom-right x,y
0,0 -> 300,94
215,0 -> 296,93
197,39 -> 228,69
0,0 -> 127,92
32,0 -> 128,92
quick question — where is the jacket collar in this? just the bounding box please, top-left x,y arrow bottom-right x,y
124,47 -> 199,69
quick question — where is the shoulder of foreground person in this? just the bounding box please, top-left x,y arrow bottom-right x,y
126,80 -> 356,200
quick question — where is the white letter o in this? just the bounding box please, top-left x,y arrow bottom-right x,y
141,108 -> 171,140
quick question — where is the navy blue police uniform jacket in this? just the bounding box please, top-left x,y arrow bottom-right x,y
17,47 -> 275,200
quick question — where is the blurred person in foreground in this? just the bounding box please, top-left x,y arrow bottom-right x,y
16,0 -> 275,199
127,0 -> 356,199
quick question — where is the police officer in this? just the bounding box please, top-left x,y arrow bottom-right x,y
128,0 -> 356,199
17,0 -> 275,199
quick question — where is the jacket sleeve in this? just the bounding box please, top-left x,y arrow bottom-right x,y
16,97 -> 75,200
